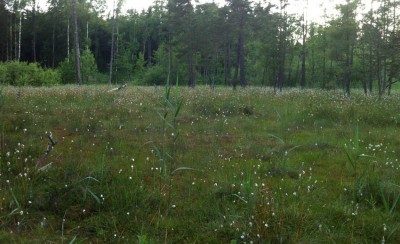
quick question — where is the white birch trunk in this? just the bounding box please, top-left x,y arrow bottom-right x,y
17,0 -> 22,61
108,0 -> 116,85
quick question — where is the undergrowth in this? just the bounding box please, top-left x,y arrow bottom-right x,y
0,86 -> 399,242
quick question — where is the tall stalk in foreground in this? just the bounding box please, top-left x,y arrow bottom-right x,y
152,78 -> 194,211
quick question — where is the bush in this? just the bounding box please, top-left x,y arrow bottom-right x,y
142,65 -> 169,85
0,64 -> 6,83
58,48 -> 99,84
0,61 -> 61,86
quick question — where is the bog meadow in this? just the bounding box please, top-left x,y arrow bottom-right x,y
0,85 -> 400,243
1,0 -> 400,242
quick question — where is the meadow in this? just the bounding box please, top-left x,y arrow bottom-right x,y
0,85 -> 399,243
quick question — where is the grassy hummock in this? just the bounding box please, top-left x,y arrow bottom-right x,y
0,85 -> 399,243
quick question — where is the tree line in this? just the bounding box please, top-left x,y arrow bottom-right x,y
0,0 -> 399,96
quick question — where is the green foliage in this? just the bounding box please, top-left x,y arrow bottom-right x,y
133,52 -> 146,82
0,87 -> 4,111
0,64 -> 6,84
58,48 -> 98,84
0,87 -> 400,242
0,61 -> 60,86
80,48 -> 98,83
142,65 -> 168,86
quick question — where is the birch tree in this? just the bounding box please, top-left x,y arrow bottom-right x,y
72,0 -> 82,85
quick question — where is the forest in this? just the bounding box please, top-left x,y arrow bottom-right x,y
1,1 -> 400,242
0,0 -> 400,95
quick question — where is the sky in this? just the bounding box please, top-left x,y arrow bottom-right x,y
108,0 -> 376,23
35,0 -> 377,23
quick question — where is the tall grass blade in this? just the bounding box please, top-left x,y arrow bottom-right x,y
174,101 -> 183,118
10,188 -> 20,208
387,223 -> 400,241
286,145 -> 301,155
152,144 -> 162,160
6,208 -> 19,218
157,111 -> 174,129
267,134 -> 284,144
161,94 -> 175,111
354,123 -> 359,150
86,188 -> 101,204
171,167 -> 194,175
233,194 -> 248,204
79,176 -> 100,183
345,149 -> 356,171
69,235 -> 78,244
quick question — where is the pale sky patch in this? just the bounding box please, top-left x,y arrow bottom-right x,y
35,0 -> 376,23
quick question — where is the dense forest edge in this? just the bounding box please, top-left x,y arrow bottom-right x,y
0,0 -> 400,96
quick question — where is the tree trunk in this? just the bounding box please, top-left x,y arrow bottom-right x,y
377,44 -> 383,98
368,45 -> 373,93
238,8 -> 246,87
72,0 -> 82,85
361,44 -> 367,95
32,0 -> 36,62
9,10 -> 13,60
224,41 -> 231,86
261,65 -> 266,86
322,41 -> 326,89
115,17 -> 119,84
295,55 -> 300,85
344,47 -> 352,97
52,23 -> 55,68
188,46 -> 195,87
17,0 -> 21,61
288,52 -> 294,86
67,19 -> 70,63
238,31 -> 245,87
233,37 -> 240,90
147,37 -> 152,67
278,34 -> 286,92
168,32 -> 173,83
188,11 -> 195,88
108,0 -> 116,85
301,21 -> 306,88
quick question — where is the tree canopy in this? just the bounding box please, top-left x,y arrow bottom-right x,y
0,0 -> 399,94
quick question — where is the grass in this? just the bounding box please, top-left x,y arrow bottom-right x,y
0,85 -> 399,242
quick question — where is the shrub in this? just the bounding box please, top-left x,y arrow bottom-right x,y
0,64 -> 6,84
142,65 -> 168,85
58,48 -> 98,84
0,61 -> 61,86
